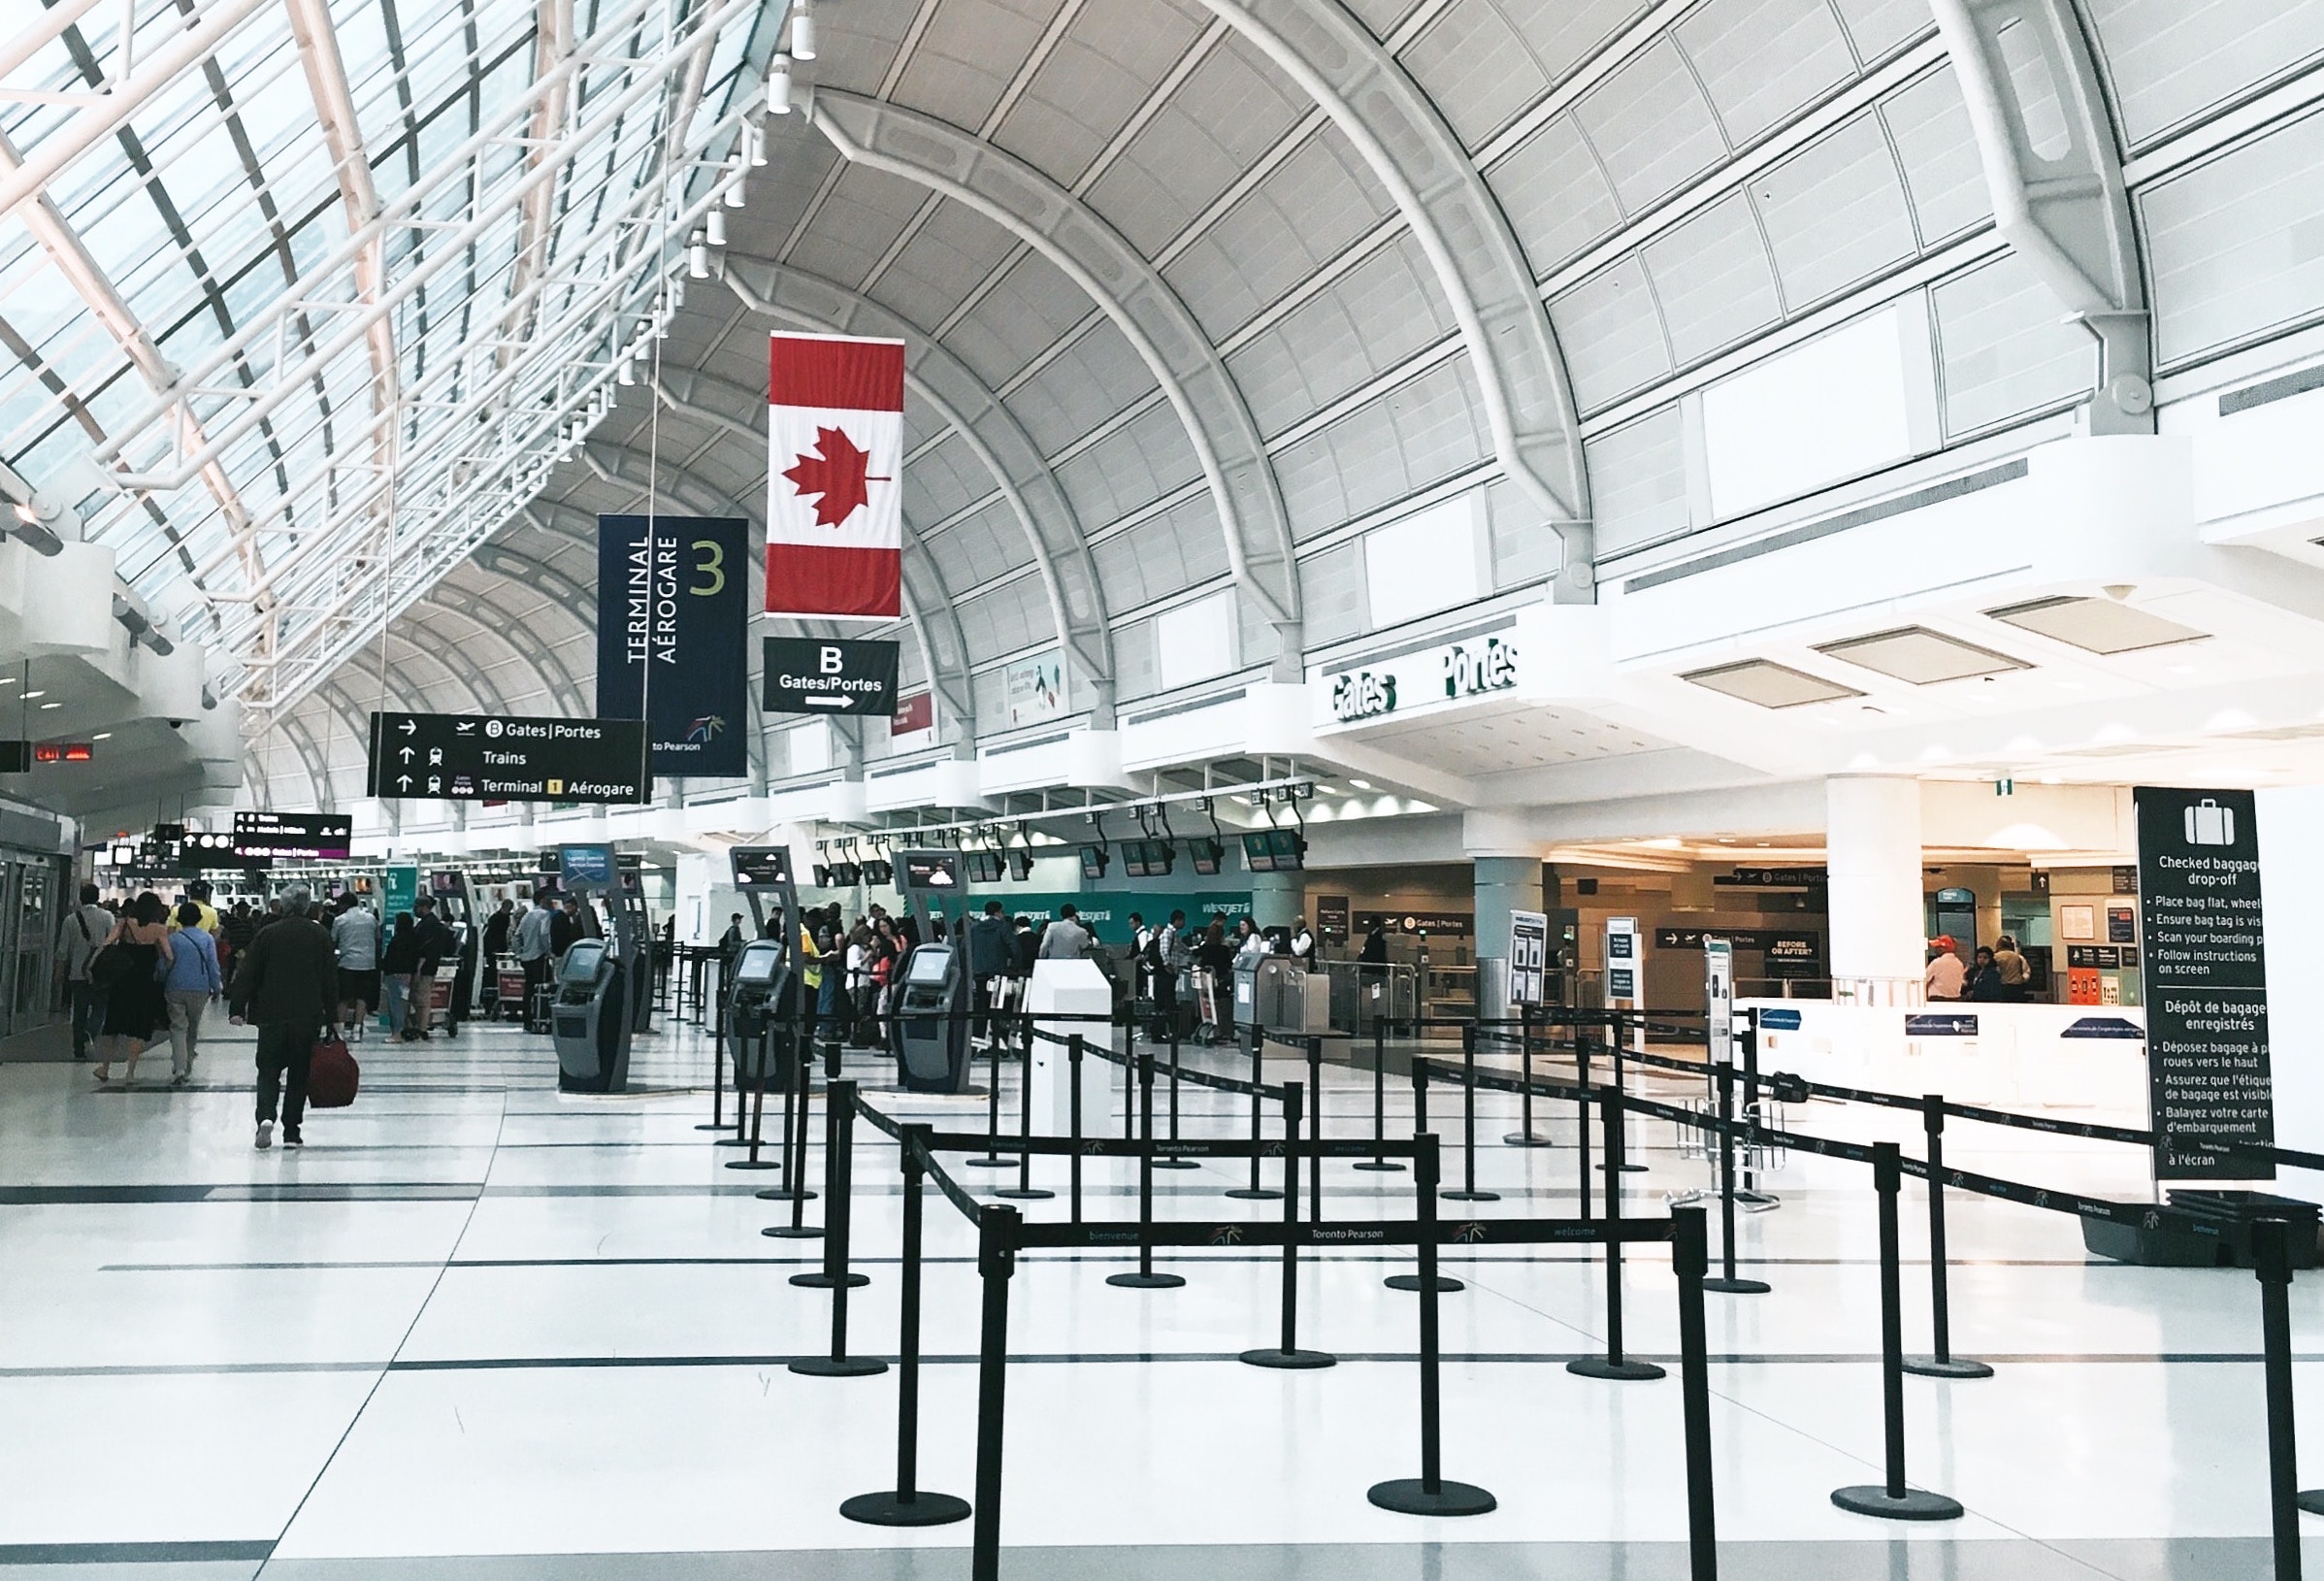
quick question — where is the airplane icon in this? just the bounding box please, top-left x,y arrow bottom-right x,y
454,721 -> 476,735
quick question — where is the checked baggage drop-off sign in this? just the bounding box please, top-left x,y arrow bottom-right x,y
366,712 -> 650,804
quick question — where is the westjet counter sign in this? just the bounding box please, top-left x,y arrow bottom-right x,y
596,513 -> 747,777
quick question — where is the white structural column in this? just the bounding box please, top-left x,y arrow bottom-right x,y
1825,776 -> 1927,1000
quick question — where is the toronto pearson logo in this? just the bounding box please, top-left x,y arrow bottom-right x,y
684,715 -> 727,744
784,426 -> 891,528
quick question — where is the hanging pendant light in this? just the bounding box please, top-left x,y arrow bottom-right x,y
705,207 -> 727,247
791,0 -> 814,61
618,355 -> 636,386
688,230 -> 708,279
768,52 -> 793,114
746,120 -> 768,167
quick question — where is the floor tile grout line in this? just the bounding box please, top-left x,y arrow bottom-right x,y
250,1087 -> 511,1577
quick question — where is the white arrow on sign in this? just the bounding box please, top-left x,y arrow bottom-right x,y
399,746 -> 414,762
804,697 -> 846,708
398,719 -> 417,735
396,774 -> 412,789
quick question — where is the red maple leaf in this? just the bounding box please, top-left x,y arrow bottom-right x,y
783,425 -> 887,528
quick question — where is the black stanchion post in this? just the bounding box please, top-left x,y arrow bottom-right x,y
969,1019 -> 1010,1169
1388,1057 -> 1461,1296
1306,1035 -> 1325,1219
1568,1088 -> 1665,1383
1243,1081 -> 1333,1369
1736,1009 -> 1773,1207
1602,1024 -> 1646,1173
1701,1060 -> 1769,1296
996,1017 -> 1053,1202
2256,1218 -> 2321,1570
841,1126 -> 971,1526
1443,1025 -> 1499,1202
697,998 -> 726,1131
1068,1034 -> 1085,1225
1576,1024 -> 1594,1221
969,1203 -> 1019,1581
1368,1133 -> 1495,1516
1357,1017 -> 1402,1172
727,1018 -> 785,1171
1155,1022 -> 1195,1169
791,1080 -> 870,1291
792,1082 -> 882,1375
764,1044 -> 823,1235
1107,1053 -> 1185,1290
1670,1204 -> 1718,1581
1903,1094 -> 1989,1378
1831,1141 -> 1963,1521
1226,1024 -> 1282,1202
1506,1003 -> 1551,1146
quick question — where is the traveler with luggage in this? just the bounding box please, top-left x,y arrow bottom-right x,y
227,884 -> 341,1150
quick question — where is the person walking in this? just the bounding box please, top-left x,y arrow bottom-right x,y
92,892 -> 174,1086
227,885 -> 340,1150
58,883 -> 115,1062
401,896 -> 458,1041
162,901 -> 223,1085
513,897 -> 555,1020
331,895 -> 381,1037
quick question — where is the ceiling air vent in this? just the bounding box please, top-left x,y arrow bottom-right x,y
1817,626 -> 2029,684
1985,595 -> 2206,655
1682,659 -> 1864,708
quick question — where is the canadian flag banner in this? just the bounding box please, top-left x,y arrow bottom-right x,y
767,331 -> 905,618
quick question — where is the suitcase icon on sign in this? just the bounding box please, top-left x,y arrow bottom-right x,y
2185,798 -> 2234,846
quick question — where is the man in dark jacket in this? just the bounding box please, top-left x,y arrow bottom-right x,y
401,896 -> 459,1040
966,901 -> 1012,1039
228,884 -> 339,1150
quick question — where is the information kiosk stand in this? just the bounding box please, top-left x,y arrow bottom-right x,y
611,859 -> 654,1036
551,939 -> 632,1092
428,869 -> 485,1028
726,846 -> 801,1088
892,850 -> 971,1093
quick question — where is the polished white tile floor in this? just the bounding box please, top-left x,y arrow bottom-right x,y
3,1015 -> 2320,1579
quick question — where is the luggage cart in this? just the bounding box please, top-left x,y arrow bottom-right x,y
1192,967 -> 1227,1046
493,958 -> 528,1021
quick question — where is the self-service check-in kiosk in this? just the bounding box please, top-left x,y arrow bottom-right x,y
611,859 -> 654,1036
892,849 -> 971,1093
551,937 -> 632,1092
725,846 -> 800,1089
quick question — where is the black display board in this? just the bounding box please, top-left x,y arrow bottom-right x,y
366,712 -> 649,804
763,637 -> 900,715
2135,787 -> 2272,1180
231,810 -> 353,861
730,846 -> 793,888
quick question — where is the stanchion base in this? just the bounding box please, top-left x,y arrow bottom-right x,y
2296,1490 -> 2324,1517
1701,1276 -> 1773,1295
723,1159 -> 782,1171
714,1136 -> 753,1147
1593,1163 -> 1651,1173
839,1490 -> 971,1528
1566,1356 -> 1666,1382
1225,1187 -> 1285,1201
1353,1160 -> 1406,1172
1830,1486 -> 1964,1522
993,1186 -> 1055,1201
964,1157 -> 1014,1169
693,1122 -> 727,1132
1105,1271 -> 1187,1289
1239,1347 -> 1337,1369
1384,1273 -> 1464,1293
755,1188 -> 819,1202
1503,1133 -> 1555,1147
1366,1478 -> 1496,1517
762,1226 -> 825,1239
789,1270 -> 871,1289
1902,1356 -> 1994,1379
1442,1189 -> 1501,1202
1153,1159 -> 1201,1170
788,1355 -> 888,1378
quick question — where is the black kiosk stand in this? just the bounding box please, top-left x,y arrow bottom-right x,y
891,849 -> 973,1094
726,844 -> 801,1099
551,939 -> 633,1092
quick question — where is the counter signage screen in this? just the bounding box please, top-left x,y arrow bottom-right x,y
1241,831 -> 1276,873
2135,786 -> 2272,1180
231,810 -> 352,862
730,846 -> 793,888
900,852 -> 963,893
560,844 -> 615,887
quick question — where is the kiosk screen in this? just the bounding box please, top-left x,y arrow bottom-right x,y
734,941 -> 782,987
560,940 -> 606,986
906,946 -> 953,987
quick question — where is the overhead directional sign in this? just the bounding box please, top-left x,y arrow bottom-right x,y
232,810 -> 352,861
365,712 -> 649,804
763,636 -> 900,716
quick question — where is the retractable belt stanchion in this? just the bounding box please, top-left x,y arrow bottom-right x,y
1068,1034 -> 1086,1225
1241,1081 -> 1334,1370
1368,1133 -> 1496,1517
1700,1059 -> 1769,1296
1576,1024 -> 1595,1220
2255,1217 -> 2318,1578
1567,1088 -> 1665,1383
1831,1141 -> 1963,1521
1902,1093 -> 1989,1378
1106,1052 -> 1185,1290
841,1125 -> 970,1527
791,1081 -> 882,1377
1388,1057 -> 1462,1294
763,1044 -> 823,1238
996,1015 -> 1053,1202
1506,1004 -> 1552,1147
1225,1023 -> 1281,1202
1356,1017 -> 1403,1173
1442,1025 -> 1498,1203
970,1203 -> 1019,1581
968,1020 -> 1010,1169
1670,1204 -> 1720,1581
725,1019 -> 782,1172
1154,1022 -> 1195,1169
1306,1036 -> 1325,1220
697,976 -> 726,1132
1602,1026 -> 1647,1173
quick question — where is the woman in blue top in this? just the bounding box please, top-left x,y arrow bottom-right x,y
163,900 -> 224,1086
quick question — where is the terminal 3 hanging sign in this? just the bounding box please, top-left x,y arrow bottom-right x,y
596,514 -> 749,778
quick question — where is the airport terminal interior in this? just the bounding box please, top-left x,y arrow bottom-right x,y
13,1 -> 2324,1578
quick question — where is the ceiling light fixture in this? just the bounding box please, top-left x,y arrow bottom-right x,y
1986,595 -> 2208,655
618,356 -> 635,386
724,165 -> 747,209
1817,626 -> 2030,685
791,0 -> 815,60
705,208 -> 727,247
768,52 -> 793,114
39,701 -> 59,709
688,230 -> 708,279
746,120 -> 768,167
